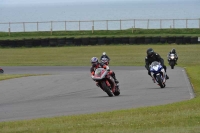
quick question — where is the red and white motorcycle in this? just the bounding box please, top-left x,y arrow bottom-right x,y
91,68 -> 120,97
0,68 -> 4,73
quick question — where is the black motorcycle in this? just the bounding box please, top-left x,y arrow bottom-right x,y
168,53 -> 177,69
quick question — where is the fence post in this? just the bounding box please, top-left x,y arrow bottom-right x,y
92,26 -> 94,33
147,19 -> 149,29
92,20 -> 94,33
23,22 -> 25,32
160,19 -> 162,29
8,27 -> 10,36
133,19 -> 135,29
8,22 -> 11,36
106,20 -> 108,30
199,19 -> 200,28
173,19 -> 175,28
37,22 -> 39,31
50,21 -> 53,35
79,21 -> 80,31
120,19 -> 121,30
186,19 -> 188,28
65,21 -> 67,31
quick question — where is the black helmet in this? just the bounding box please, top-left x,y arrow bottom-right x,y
147,48 -> 154,56
171,48 -> 176,54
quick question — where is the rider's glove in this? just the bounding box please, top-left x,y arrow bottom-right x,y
91,75 -> 94,78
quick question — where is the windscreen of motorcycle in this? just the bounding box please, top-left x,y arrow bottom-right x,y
94,68 -> 106,77
150,61 -> 160,71
170,54 -> 175,59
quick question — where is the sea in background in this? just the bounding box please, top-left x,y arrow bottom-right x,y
0,0 -> 200,32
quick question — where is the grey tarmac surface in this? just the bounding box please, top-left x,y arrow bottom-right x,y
0,66 -> 194,122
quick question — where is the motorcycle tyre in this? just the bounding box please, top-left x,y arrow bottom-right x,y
156,75 -> 165,88
0,69 -> 4,73
101,81 -> 113,97
169,61 -> 175,69
113,86 -> 120,96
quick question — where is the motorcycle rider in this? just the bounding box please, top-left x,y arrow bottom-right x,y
145,48 -> 169,82
167,48 -> 178,65
90,57 -> 119,87
100,52 -> 110,63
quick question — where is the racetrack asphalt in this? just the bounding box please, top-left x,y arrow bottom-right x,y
0,66 -> 194,122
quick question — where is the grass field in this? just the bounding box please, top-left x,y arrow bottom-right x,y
1,28 -> 200,40
0,44 -> 199,133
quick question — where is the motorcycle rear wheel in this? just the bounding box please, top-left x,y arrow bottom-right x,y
170,61 -> 175,69
101,81 -> 113,97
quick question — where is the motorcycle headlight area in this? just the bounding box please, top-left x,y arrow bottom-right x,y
95,69 -> 101,76
151,66 -> 160,71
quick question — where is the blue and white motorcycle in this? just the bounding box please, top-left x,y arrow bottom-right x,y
149,61 -> 166,88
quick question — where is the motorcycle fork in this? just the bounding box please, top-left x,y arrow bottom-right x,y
106,80 -> 115,93
106,80 -> 111,87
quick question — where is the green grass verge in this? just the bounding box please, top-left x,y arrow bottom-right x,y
0,44 -> 199,66
0,45 -> 199,133
0,28 -> 200,40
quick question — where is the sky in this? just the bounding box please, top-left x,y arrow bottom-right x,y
0,0 -> 194,5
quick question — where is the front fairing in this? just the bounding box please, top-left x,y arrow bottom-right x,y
150,61 -> 163,74
168,54 -> 175,60
92,68 -> 108,80
150,61 -> 166,83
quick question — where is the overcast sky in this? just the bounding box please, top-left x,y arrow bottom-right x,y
0,0 -> 193,5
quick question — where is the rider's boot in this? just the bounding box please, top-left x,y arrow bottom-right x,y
111,72 -> 119,84
112,76 -> 119,84
115,79 -> 119,84
152,78 -> 156,83
166,74 -> 169,79
113,76 -> 119,84
96,82 -> 100,87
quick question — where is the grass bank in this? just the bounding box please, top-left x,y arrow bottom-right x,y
0,28 -> 200,40
0,45 -> 199,133
0,45 -> 199,67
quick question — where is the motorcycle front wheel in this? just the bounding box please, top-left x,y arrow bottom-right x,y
156,75 -> 165,88
101,81 -> 113,97
169,61 -> 175,69
0,69 -> 4,73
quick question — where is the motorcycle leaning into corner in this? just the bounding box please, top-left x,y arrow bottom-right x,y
149,61 -> 167,88
167,53 -> 178,69
91,67 -> 120,97
0,67 -> 4,73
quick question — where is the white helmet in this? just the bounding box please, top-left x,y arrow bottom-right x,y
103,52 -> 106,55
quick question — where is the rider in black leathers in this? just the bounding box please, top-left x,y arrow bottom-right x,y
145,48 -> 169,81
100,52 -> 110,61
167,48 -> 178,65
